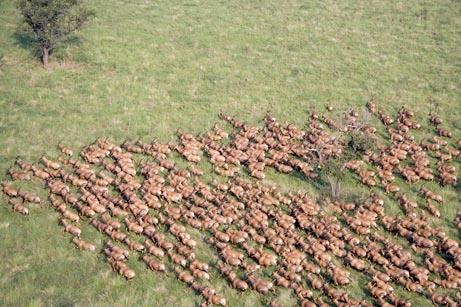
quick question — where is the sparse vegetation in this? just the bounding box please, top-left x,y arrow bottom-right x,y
318,159 -> 344,201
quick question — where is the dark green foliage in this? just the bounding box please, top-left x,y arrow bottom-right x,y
320,158 -> 346,182
346,131 -> 375,157
17,0 -> 94,66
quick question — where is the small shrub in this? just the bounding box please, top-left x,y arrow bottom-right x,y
346,131 -> 375,156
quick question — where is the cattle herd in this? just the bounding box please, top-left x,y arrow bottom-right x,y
1,99 -> 461,306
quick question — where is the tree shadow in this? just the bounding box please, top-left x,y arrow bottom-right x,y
454,181 -> 461,194
12,28 -> 83,61
13,30 -> 40,57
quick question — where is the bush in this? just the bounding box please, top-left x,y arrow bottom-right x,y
346,131 -> 375,157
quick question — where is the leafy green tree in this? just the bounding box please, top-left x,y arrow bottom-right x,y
18,0 -> 94,67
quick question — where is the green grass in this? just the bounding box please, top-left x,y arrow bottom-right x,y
0,0 -> 460,305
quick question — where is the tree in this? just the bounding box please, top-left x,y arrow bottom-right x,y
18,0 -> 94,67
320,159 -> 345,201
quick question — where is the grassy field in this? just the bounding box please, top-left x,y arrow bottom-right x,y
0,0 -> 460,306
